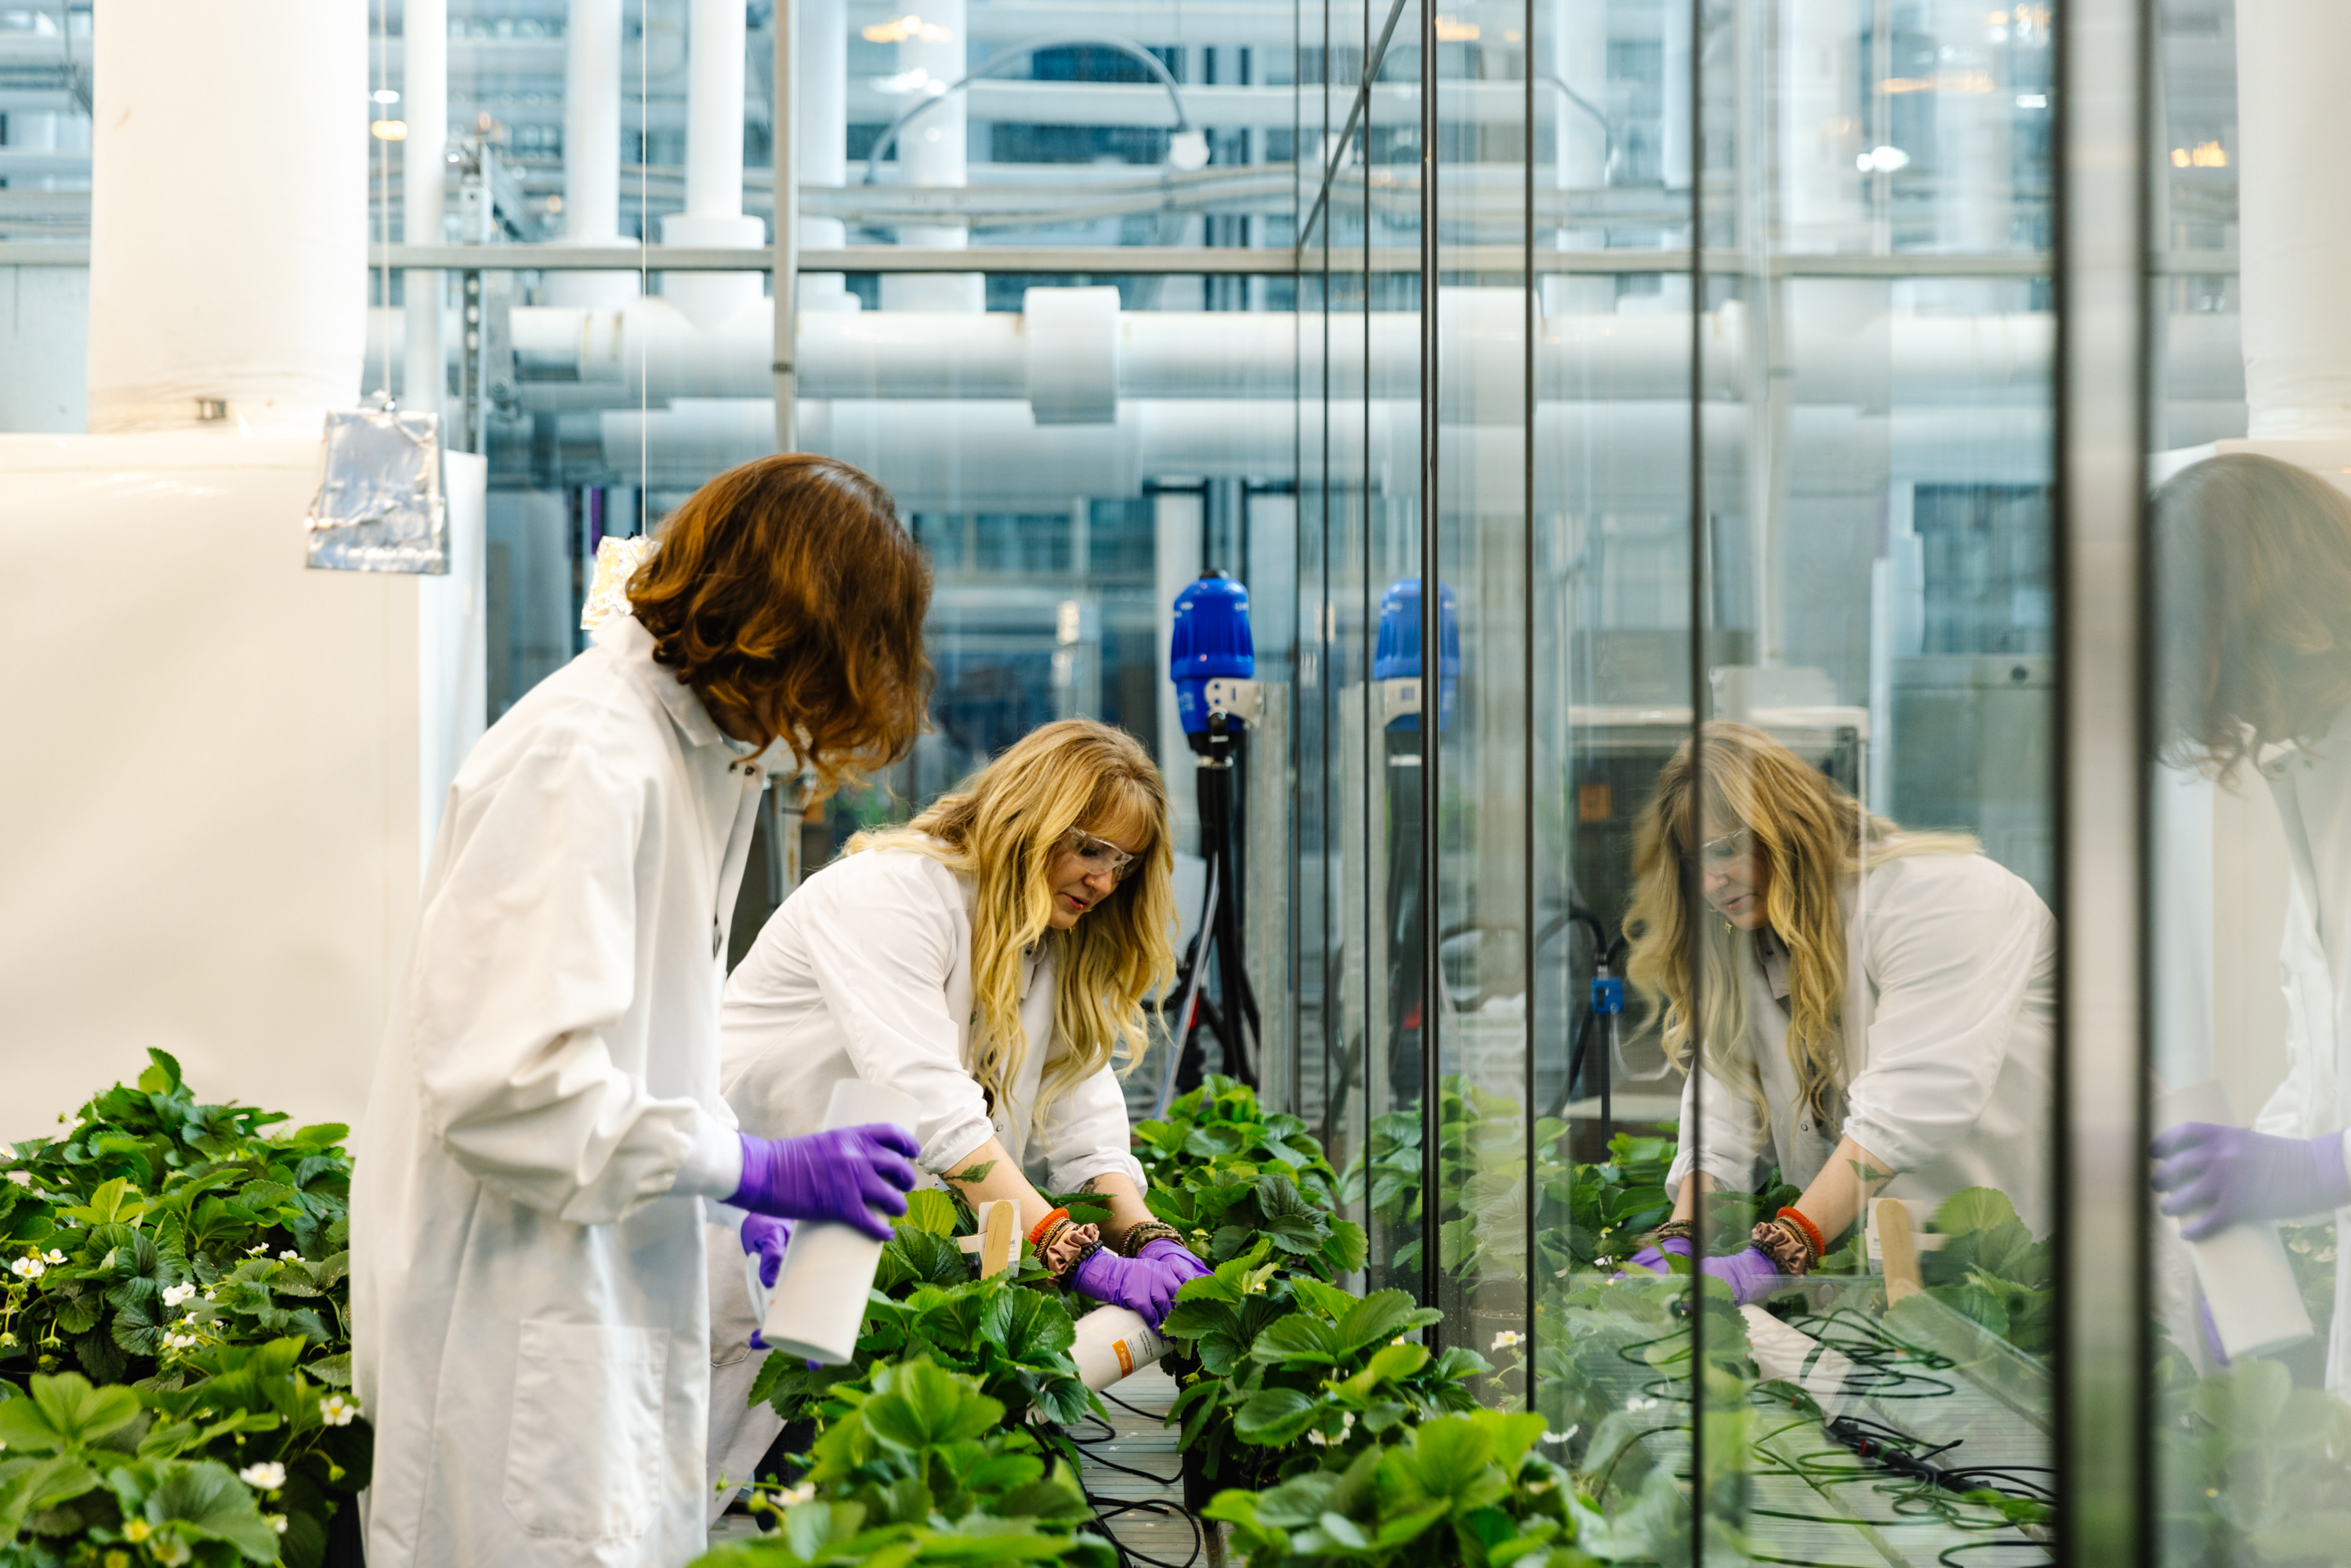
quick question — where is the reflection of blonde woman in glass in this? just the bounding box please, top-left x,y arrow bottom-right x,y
702,719 -> 1205,1507
2149,454 -> 2351,1392
1614,722 -> 2056,1303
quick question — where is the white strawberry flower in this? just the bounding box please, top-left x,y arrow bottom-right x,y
268,1515 -> 289,1535
10,1256 -> 43,1280
319,1393 -> 361,1427
41,1250 -> 63,1265
278,1251 -> 299,1262
1490,1331 -> 1524,1352
238,1462 -> 286,1490
161,1283 -> 197,1308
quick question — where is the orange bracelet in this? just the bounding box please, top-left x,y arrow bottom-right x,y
1775,1206 -> 1825,1259
1027,1207 -> 1070,1247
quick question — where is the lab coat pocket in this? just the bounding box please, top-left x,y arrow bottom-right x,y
502,1320 -> 671,1541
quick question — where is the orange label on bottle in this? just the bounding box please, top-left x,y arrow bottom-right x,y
1114,1338 -> 1135,1376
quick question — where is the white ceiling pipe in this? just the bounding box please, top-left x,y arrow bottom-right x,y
600,395 -> 2046,505
799,0 -> 857,310
481,295 -> 2244,414
550,0 -> 637,306
2235,0 -> 2351,438
661,0 -> 766,328
87,0 -> 364,434
883,0 -> 982,312
404,0 -> 449,426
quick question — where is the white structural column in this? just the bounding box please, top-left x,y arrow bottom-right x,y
552,0 -> 636,306
2236,0 -> 2351,437
798,0 -> 857,313
665,0 -> 766,328
1778,0 -> 1864,252
404,0 -> 448,421
86,0 -> 364,434
883,0 -> 984,312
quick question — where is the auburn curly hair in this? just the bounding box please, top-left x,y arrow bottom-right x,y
625,454 -> 932,798
2154,453 -> 2351,779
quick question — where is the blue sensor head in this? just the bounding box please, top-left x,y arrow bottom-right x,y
1371,577 -> 1458,731
1171,571 -> 1255,736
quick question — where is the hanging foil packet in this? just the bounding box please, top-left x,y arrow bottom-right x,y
581,534 -> 659,630
304,407 -> 448,574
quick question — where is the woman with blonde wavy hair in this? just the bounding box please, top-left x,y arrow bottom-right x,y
1614,722 -> 2055,1305
702,719 -> 1204,1504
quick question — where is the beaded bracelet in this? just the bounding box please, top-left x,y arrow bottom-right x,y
1646,1220 -> 1697,1247
1117,1221 -> 1185,1258
1027,1207 -> 1071,1247
1774,1206 -> 1826,1261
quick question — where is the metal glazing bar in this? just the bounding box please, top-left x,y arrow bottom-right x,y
1415,0 -> 1444,1340
2054,0 -> 2152,1558
1682,0 -> 1707,1558
1520,0 -> 1539,1407
1296,0 -> 1416,253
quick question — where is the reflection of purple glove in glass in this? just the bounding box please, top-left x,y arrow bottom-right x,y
728,1124 -> 921,1240
1071,1240 -> 1206,1329
1615,1236 -> 1692,1280
741,1213 -> 792,1289
2150,1123 -> 2351,1240
1699,1245 -> 1783,1306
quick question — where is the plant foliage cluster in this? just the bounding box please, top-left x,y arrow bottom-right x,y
0,1052 -> 367,1568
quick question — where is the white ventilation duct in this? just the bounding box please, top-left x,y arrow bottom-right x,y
661,0 -> 766,329
2236,0 -> 2351,438
86,0 -> 364,434
404,0 -> 448,425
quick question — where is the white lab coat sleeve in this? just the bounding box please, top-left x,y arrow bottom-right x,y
1036,1055 -> 1148,1194
1842,857 -> 2045,1173
406,740 -> 709,1225
1666,1062 -> 1766,1196
2255,873 -> 2329,1138
795,857 -> 999,1174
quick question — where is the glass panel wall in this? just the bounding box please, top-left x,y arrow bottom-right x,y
1299,0 -> 2067,1556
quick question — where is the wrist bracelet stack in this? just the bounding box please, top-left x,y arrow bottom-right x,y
1117,1221 -> 1184,1258
1751,1205 -> 1825,1276
1026,1207 -> 1103,1279
1645,1220 -> 1697,1247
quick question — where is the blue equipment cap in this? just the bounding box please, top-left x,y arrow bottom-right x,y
1171,571 -> 1255,736
1372,577 -> 1458,731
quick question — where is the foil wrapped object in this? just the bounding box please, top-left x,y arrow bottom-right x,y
581,534 -> 659,630
304,408 -> 448,574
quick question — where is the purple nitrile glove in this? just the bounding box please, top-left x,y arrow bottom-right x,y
2150,1123 -> 2351,1240
1698,1244 -> 1784,1306
1614,1235 -> 1693,1281
1071,1240 -> 1208,1330
729,1124 -> 921,1241
741,1213 -> 792,1289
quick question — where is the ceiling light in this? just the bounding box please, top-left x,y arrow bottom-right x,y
372,88 -> 401,104
1168,130 -> 1209,172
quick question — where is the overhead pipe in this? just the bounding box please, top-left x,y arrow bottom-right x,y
87,0 -> 364,433
550,0 -> 635,306
460,292 -> 2244,414
664,0 -> 766,329
882,0 -> 979,312
403,0 -> 448,425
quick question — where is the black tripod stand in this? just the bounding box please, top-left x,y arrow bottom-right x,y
1154,708 -> 1262,1111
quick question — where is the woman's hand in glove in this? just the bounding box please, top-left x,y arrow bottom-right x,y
1698,1245 -> 1784,1306
2150,1123 -> 2351,1239
729,1124 -> 921,1240
1071,1240 -> 1208,1329
1614,1235 -> 1692,1280
741,1213 -> 793,1289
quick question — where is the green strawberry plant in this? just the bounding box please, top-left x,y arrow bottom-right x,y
0,1052 -> 365,1566
1203,1408 -> 1592,1568
748,1190 -> 1095,1441
1133,1079 -> 1366,1284
692,1356 -> 1116,1567
1158,1240 -> 1487,1492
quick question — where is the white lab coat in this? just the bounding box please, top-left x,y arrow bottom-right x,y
2249,704 -> 2351,1397
701,844 -> 1147,1511
353,614 -> 766,1568
1667,849 -> 2057,1237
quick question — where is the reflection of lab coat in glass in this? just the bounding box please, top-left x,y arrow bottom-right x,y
2251,707 -> 2351,1397
1666,851 -> 2057,1237
353,615 -> 763,1568
702,846 -> 1147,1513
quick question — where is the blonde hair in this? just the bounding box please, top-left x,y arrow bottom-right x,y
849,720 -> 1179,1121
1623,722 -> 1976,1124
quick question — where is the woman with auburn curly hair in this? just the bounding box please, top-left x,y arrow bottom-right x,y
353,454 -> 933,1568
703,719 -> 1207,1505
2146,454 -> 2351,1393
1614,722 -> 2055,1305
